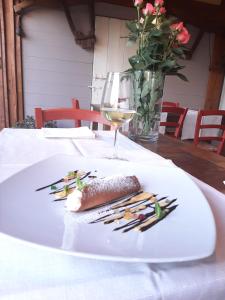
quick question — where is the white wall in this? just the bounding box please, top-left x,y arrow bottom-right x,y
22,3 -> 212,118
164,31 -> 211,110
22,6 -> 93,116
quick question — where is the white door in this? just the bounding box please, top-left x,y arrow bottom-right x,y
91,16 -> 137,106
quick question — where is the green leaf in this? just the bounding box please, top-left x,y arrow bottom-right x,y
51,185 -> 57,190
176,73 -> 188,82
76,177 -> 87,191
155,202 -> 166,219
126,21 -> 138,34
127,39 -> 136,47
129,55 -> 146,70
141,80 -> 151,99
67,171 -> 76,177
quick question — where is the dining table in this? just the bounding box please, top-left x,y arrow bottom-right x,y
0,127 -> 225,300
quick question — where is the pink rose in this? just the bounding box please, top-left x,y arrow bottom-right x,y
176,27 -> 191,44
134,0 -> 144,6
159,7 -> 166,14
142,3 -> 154,16
170,22 -> 184,31
155,0 -> 164,6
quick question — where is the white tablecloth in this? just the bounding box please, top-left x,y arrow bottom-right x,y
0,128 -> 225,300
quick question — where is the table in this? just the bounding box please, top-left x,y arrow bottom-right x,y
0,128 -> 225,300
139,134 -> 225,194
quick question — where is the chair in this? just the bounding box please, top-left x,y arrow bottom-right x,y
194,109 -> 225,154
160,106 -> 188,138
35,107 -> 112,129
217,130 -> 225,155
71,98 -> 81,127
162,101 -> 180,107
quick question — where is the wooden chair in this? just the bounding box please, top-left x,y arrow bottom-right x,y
162,101 -> 180,107
194,109 -> 225,155
71,98 -> 81,127
35,107 -> 112,129
217,130 -> 225,155
160,106 -> 188,138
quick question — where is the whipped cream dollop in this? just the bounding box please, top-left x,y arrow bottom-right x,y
65,189 -> 82,211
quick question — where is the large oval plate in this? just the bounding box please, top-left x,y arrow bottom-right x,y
0,154 -> 216,263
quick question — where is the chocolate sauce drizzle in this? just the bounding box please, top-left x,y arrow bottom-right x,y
89,193 -> 178,233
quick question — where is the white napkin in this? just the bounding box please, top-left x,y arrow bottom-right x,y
42,127 -> 95,139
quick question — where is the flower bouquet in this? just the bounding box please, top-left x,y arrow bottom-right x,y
127,0 -> 190,141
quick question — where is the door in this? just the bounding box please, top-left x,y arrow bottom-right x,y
91,16 -> 137,106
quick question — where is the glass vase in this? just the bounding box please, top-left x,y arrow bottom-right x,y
129,70 -> 165,142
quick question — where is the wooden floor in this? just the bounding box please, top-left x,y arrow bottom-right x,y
137,134 -> 225,194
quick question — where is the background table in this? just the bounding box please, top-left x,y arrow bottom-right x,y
139,134 -> 225,194
0,128 -> 225,300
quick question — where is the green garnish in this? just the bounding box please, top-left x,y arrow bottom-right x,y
155,202 -> 166,219
76,177 -> 87,191
64,185 -> 69,193
51,185 -> 57,190
67,171 -> 76,177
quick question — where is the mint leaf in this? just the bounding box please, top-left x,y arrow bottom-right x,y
155,202 -> 166,219
76,177 -> 87,191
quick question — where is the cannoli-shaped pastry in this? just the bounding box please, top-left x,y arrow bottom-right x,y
65,175 -> 141,212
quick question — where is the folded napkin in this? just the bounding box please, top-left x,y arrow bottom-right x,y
41,127 -> 95,139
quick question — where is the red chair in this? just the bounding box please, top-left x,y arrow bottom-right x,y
162,101 -> 180,107
71,98 -> 81,127
194,109 -> 225,155
35,107 -> 112,129
160,106 -> 188,138
217,130 -> 225,155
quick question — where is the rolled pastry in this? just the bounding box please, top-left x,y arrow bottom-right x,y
66,175 -> 141,212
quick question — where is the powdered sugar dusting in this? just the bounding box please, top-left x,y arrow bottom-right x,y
84,175 -> 140,198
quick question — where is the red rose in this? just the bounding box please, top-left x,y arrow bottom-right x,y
176,27 -> 191,44
159,7 -> 166,14
142,3 -> 154,16
170,22 -> 184,31
155,0 -> 164,6
134,0 -> 144,6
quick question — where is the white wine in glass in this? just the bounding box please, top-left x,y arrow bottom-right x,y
101,72 -> 136,158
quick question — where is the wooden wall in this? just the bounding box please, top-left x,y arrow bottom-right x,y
0,0 -> 23,129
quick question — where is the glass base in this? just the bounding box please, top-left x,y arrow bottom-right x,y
129,132 -> 159,143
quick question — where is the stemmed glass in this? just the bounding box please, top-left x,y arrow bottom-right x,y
100,72 -> 136,159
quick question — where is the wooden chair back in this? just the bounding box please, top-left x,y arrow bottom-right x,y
217,130 -> 225,155
35,107 -> 112,129
71,98 -> 81,127
160,106 -> 188,138
194,109 -> 225,155
162,101 -> 180,107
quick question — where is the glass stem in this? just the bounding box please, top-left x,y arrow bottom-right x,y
114,127 -> 118,147
113,127 -> 119,158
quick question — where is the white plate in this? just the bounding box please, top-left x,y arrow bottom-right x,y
0,154 -> 216,263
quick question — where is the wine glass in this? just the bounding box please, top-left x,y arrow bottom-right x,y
100,72 -> 136,159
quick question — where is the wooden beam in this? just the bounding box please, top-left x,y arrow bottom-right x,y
0,0 -> 24,129
14,0 -> 36,14
0,0 -> 10,128
61,0 -> 95,50
15,9 -> 24,121
204,33 -> 225,109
